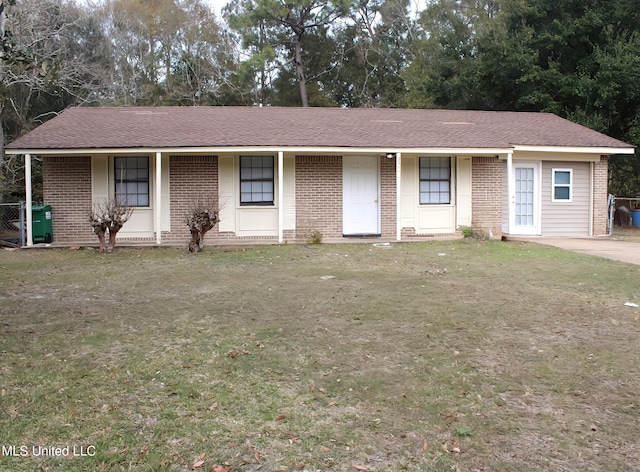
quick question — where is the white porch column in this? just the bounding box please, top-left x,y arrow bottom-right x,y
507,151 -> 514,234
25,153 -> 33,246
396,152 -> 402,241
278,151 -> 284,243
155,152 -> 162,245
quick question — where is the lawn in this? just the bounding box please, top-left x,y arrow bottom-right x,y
1,239 -> 639,471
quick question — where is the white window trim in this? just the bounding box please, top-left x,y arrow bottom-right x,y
113,155 -> 152,208
418,156 -> 452,205
551,168 -> 573,203
239,155 -> 275,207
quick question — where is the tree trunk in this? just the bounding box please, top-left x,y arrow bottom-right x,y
107,230 -> 117,252
293,32 -> 309,107
189,229 -> 202,253
96,229 -> 106,252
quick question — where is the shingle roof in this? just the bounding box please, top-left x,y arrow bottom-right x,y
5,106 -> 633,151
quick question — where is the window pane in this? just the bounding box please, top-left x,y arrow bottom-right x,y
240,155 -> 275,205
555,171 -> 570,185
555,187 -> 570,200
114,157 -> 149,207
419,157 -> 451,205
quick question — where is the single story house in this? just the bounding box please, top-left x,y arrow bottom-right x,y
5,106 -> 635,246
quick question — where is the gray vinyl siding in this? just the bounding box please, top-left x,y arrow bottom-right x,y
541,161 -> 590,236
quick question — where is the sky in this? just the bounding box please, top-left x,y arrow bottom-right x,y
204,0 -> 226,17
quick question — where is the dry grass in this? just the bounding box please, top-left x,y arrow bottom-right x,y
611,224 -> 640,242
1,240 -> 639,471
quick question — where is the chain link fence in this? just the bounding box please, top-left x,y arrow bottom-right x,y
0,202 -> 26,247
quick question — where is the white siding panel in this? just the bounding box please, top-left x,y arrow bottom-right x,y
237,208 -> 278,236
92,155 -> 109,202
541,161 -> 590,236
218,156 -> 235,232
417,206 -> 455,233
120,209 -> 154,237
456,156 -> 472,227
400,156 -> 417,228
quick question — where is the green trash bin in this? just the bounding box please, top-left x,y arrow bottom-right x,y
32,205 -> 53,243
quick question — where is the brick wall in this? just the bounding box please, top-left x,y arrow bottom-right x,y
42,156 -> 94,243
295,156 -> 343,240
592,156 -> 609,236
166,155 -> 218,245
380,157 -> 397,238
471,156 -> 503,238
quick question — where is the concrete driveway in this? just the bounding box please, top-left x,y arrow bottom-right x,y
519,237 -> 640,265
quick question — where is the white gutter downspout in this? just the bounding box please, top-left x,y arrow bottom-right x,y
278,151 -> 284,243
25,153 -> 33,246
506,151 -> 514,235
396,152 -> 402,241
155,152 -> 162,245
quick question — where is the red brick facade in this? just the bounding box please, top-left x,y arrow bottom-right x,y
166,155 -> 218,245
592,156 -> 609,236
39,153 -> 609,245
295,156 -> 343,240
380,157 -> 397,238
293,155 -> 397,241
471,156 -> 504,238
42,156 -> 94,243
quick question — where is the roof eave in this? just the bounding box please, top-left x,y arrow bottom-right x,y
4,145 -> 514,156
6,144 -> 634,156
511,144 -> 635,155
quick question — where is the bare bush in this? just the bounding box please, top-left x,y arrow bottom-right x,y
186,195 -> 220,253
88,198 -> 133,252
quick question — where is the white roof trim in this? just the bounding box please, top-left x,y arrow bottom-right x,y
7,144 -> 634,156
5,146 -> 513,156
512,145 -> 635,155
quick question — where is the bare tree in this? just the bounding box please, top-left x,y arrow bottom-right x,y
1,0 -> 111,200
88,198 -> 133,252
186,195 -> 220,253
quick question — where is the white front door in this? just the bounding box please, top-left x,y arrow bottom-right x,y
343,156 -> 380,235
511,162 -> 541,235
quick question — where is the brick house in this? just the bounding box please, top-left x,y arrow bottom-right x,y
5,107 -> 634,246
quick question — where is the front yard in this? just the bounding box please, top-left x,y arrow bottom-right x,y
1,240 -> 639,471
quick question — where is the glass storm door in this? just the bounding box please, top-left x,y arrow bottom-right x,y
512,163 -> 540,235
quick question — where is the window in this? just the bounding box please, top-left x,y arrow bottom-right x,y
114,157 -> 149,207
419,157 -> 451,204
240,156 -> 274,205
552,169 -> 572,202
